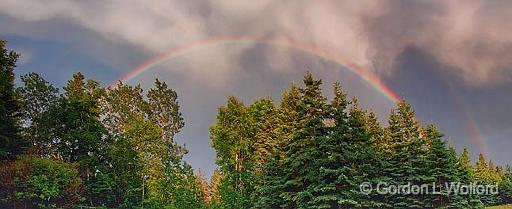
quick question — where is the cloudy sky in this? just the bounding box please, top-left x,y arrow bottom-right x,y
1,0 -> 511,177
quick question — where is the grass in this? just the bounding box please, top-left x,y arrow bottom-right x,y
486,205 -> 512,209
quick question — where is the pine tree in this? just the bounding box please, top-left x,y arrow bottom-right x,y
459,148 -> 475,182
475,154 -> 500,206
280,71 -> 328,208
252,84 -> 301,209
277,84 -> 301,145
457,148 -> 485,208
500,167 -> 512,204
383,101 -> 431,208
424,125 -> 470,208
475,154 -> 489,183
360,109 -> 389,208
307,83 -> 354,208
252,150 -> 286,209
0,40 -> 26,160
330,98 -> 384,208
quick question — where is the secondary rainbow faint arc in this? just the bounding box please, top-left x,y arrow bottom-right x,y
110,35 -> 400,103
111,35 -> 487,156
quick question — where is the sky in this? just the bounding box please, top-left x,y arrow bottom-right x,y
1,0 -> 511,177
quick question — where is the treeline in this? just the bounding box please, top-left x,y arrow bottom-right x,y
1,41 -> 512,209
0,41 -> 206,208
208,72 -> 512,208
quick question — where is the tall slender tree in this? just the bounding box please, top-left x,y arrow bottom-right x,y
211,96 -> 255,208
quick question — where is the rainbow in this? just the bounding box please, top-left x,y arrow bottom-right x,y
111,35 -> 488,157
442,77 -> 489,158
110,35 -> 401,103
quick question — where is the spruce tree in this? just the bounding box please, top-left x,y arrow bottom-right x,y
383,101 -> 431,208
307,83 -> 353,208
252,150 -> 286,209
424,125 -> 469,208
252,84 -> 302,209
276,84 -> 301,152
0,40 -> 26,160
337,98 -> 384,208
500,167 -> 512,204
280,71 -> 328,208
458,148 -> 484,208
475,154 -> 500,206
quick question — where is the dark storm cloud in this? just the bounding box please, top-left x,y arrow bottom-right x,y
1,0 -> 511,85
363,0 -> 512,84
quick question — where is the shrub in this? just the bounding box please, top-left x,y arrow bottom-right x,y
0,155 -> 82,208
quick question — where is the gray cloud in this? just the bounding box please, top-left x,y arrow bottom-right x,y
1,0 -> 511,86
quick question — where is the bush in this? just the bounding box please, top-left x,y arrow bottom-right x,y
0,155 -> 82,208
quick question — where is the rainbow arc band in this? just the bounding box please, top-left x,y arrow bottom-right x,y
110,35 -> 487,157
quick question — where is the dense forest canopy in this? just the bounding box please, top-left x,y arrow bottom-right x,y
0,40 -> 511,208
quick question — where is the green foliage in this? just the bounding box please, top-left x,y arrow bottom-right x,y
38,72 -> 106,163
210,97 -> 256,208
211,72 -> 512,209
500,169 -> 512,204
252,151 -> 285,209
16,72 -> 59,152
476,154 -> 502,206
0,40 -> 27,160
3,41 -> 512,209
0,155 -> 82,208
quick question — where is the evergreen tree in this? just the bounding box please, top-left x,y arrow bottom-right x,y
383,101 -> 431,208
500,167 -> 512,204
458,148 -> 484,208
277,84 -> 301,149
305,83 -> 353,208
280,71 -> 328,208
252,84 -> 301,209
0,40 -> 26,160
475,154 -> 500,206
424,125 -> 470,208
252,150 -> 286,209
